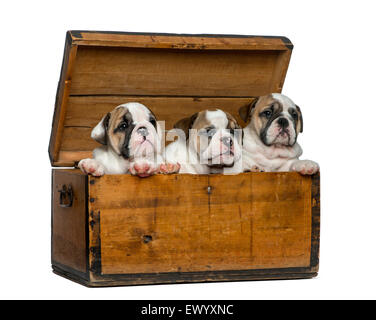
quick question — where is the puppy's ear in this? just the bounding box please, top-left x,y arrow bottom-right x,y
148,107 -> 157,123
296,105 -> 303,133
174,113 -> 198,139
239,98 -> 259,123
91,113 -> 111,145
225,112 -> 241,129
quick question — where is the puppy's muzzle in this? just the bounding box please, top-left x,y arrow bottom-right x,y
221,136 -> 233,148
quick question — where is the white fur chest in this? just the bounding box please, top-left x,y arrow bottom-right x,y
93,146 -> 130,174
242,128 -> 303,172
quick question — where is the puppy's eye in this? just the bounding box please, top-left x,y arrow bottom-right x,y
118,121 -> 128,130
206,128 -> 216,137
150,118 -> 157,128
291,111 -> 298,119
262,110 -> 272,118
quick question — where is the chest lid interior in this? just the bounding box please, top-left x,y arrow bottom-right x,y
49,31 -> 293,167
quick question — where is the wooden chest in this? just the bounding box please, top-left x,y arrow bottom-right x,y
50,31 -> 320,287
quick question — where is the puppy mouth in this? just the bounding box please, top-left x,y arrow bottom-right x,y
121,140 -> 154,156
140,138 -> 153,145
207,150 -> 234,161
278,129 -> 290,138
208,160 -> 235,168
208,163 -> 234,168
220,150 -> 235,157
206,150 -> 237,168
135,139 -> 155,151
269,129 -> 291,145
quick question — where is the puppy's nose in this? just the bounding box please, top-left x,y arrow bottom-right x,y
137,126 -> 149,137
221,136 -> 233,147
277,117 -> 289,129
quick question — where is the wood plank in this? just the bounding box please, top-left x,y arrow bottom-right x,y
52,169 -> 87,273
269,50 -> 292,92
209,173 -> 311,269
310,173 -> 320,270
57,151 -> 92,165
49,34 -> 77,164
70,31 -> 293,51
70,46 -> 283,96
89,174 -> 210,274
64,96 -> 253,128
60,127 -> 97,152
88,172 -> 312,275
55,264 -> 316,287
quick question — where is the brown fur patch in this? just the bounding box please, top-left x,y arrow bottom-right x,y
173,112 -> 199,139
238,98 -> 259,123
224,111 -> 241,129
246,94 -> 282,136
295,105 -> 303,133
106,107 -> 130,154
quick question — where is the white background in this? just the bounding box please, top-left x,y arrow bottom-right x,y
1,0 -> 375,300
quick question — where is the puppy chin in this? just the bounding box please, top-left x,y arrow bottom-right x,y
272,136 -> 291,146
208,162 -> 234,168
206,153 -> 240,168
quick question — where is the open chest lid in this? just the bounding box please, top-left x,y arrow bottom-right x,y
49,30 -> 293,167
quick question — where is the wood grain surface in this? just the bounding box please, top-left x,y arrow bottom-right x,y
70,46 -> 284,96
69,31 -> 293,51
88,172 -> 312,275
52,170 -> 87,273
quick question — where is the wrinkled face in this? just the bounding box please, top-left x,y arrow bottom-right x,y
239,93 -> 303,147
91,102 -> 161,160
174,109 -> 242,167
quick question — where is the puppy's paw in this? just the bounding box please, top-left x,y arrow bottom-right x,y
244,165 -> 265,172
129,160 -> 159,178
78,159 -> 105,176
159,162 -> 181,174
249,165 -> 265,173
291,160 -> 319,175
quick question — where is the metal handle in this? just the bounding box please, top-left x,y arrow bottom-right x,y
58,184 -> 73,208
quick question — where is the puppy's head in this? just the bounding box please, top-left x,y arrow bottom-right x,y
239,93 -> 303,147
91,102 -> 160,160
174,109 -> 242,167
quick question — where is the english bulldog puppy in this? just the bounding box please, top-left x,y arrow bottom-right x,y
239,93 -> 319,175
78,102 -> 173,177
165,109 -> 243,174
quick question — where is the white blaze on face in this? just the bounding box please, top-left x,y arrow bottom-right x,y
118,102 -> 160,160
264,94 -> 298,146
199,110 -> 241,166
